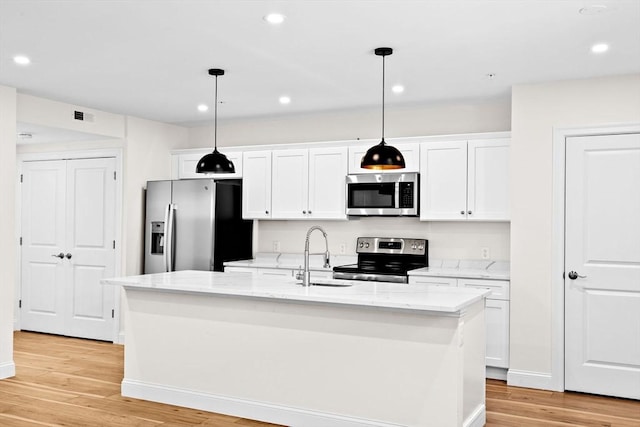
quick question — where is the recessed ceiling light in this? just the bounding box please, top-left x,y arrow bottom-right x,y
264,13 -> 285,24
591,43 -> 609,54
391,85 -> 404,94
197,104 -> 209,112
279,96 -> 291,105
579,5 -> 608,15
13,55 -> 30,65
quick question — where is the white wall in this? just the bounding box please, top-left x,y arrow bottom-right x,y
190,97 -> 512,261
509,73 -> 640,387
0,86 -> 17,379
122,116 -> 190,275
189,97 -> 511,147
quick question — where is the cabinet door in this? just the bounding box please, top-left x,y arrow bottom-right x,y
348,142 -> 420,174
176,151 -> 243,179
467,139 -> 510,221
242,150 -> 272,219
484,299 -> 510,368
419,141 -> 468,220
271,149 -> 309,219
308,147 -> 348,220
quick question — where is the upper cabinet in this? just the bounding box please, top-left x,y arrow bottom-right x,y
172,149 -> 243,179
348,141 -> 420,174
242,150 -> 272,219
420,138 -> 510,221
267,146 -> 348,220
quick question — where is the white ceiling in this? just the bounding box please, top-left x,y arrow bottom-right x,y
1,0 -> 639,128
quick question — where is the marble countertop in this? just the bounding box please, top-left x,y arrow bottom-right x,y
225,253 -> 510,280
103,270 -> 489,314
224,253 -> 358,272
409,259 -> 510,280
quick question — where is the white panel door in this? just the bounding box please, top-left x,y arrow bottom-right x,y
242,150 -> 272,219
20,160 -> 67,334
271,149 -> 309,219
467,139 -> 510,221
419,141 -> 468,220
308,146 -> 348,220
21,158 -> 117,341
565,133 -> 640,399
65,158 -> 116,341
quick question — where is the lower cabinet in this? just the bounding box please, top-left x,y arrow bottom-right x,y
408,275 -> 510,375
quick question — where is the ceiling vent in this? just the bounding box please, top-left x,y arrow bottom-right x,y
73,110 -> 95,122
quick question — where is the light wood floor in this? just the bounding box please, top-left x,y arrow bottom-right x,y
1,332 -> 638,426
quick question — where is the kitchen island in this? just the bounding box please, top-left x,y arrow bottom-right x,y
103,270 -> 489,427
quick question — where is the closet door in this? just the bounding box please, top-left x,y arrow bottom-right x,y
21,158 -> 117,341
20,160 -> 67,335
65,158 -> 117,340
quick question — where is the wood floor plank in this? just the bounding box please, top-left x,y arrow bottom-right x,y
1,331 -> 638,426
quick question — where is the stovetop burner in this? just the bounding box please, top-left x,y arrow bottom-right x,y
333,237 -> 428,283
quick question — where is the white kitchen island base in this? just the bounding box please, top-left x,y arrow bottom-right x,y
108,271 -> 487,427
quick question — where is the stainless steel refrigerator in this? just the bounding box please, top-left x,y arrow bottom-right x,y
144,179 -> 252,273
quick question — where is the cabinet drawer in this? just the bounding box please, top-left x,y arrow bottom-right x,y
408,276 -> 457,287
458,278 -> 509,300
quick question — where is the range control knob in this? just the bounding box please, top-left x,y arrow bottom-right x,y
359,242 -> 364,248
364,242 -> 370,248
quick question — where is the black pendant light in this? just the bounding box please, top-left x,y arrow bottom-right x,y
196,68 -> 235,174
361,47 -> 405,170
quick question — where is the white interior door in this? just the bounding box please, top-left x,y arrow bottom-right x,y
565,133 -> 640,399
20,160 -> 67,335
65,158 -> 116,340
21,158 -> 117,341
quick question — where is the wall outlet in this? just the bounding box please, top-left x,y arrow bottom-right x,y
273,241 -> 281,252
481,247 -> 490,260
339,242 -> 347,254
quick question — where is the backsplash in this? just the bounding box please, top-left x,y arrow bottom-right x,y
256,217 -> 510,261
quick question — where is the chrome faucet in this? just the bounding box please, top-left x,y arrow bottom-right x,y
301,226 -> 330,286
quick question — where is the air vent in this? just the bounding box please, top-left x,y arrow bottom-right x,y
73,110 -> 95,122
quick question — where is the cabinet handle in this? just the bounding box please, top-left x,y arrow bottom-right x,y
308,210 -> 312,214
303,210 -> 307,214
460,210 -> 465,215
65,253 -> 72,259
467,210 -> 472,215
265,210 -> 269,215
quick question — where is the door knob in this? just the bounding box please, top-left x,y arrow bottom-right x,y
51,253 -> 64,259
567,271 -> 587,280
65,253 -> 72,259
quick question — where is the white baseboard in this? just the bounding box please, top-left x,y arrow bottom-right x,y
486,367 -> 508,381
0,361 -> 16,380
122,379 -> 482,426
507,369 -> 561,391
463,404 -> 486,427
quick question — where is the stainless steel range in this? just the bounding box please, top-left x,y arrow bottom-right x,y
333,237 -> 428,283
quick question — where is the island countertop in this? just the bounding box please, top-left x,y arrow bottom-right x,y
103,270 -> 489,314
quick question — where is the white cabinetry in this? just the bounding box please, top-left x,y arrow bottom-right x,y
251,146 -> 348,220
242,150 -> 272,219
348,141 -> 420,174
173,150 -> 243,179
408,275 -> 510,374
420,138 -> 510,221
308,147 -> 348,219
271,149 -> 308,219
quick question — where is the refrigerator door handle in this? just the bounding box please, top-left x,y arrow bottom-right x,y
164,204 -> 176,272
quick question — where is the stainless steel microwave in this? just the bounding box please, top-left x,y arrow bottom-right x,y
346,172 -> 419,216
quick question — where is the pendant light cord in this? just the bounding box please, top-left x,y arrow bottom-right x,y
381,54 -> 385,144
214,74 -> 218,151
